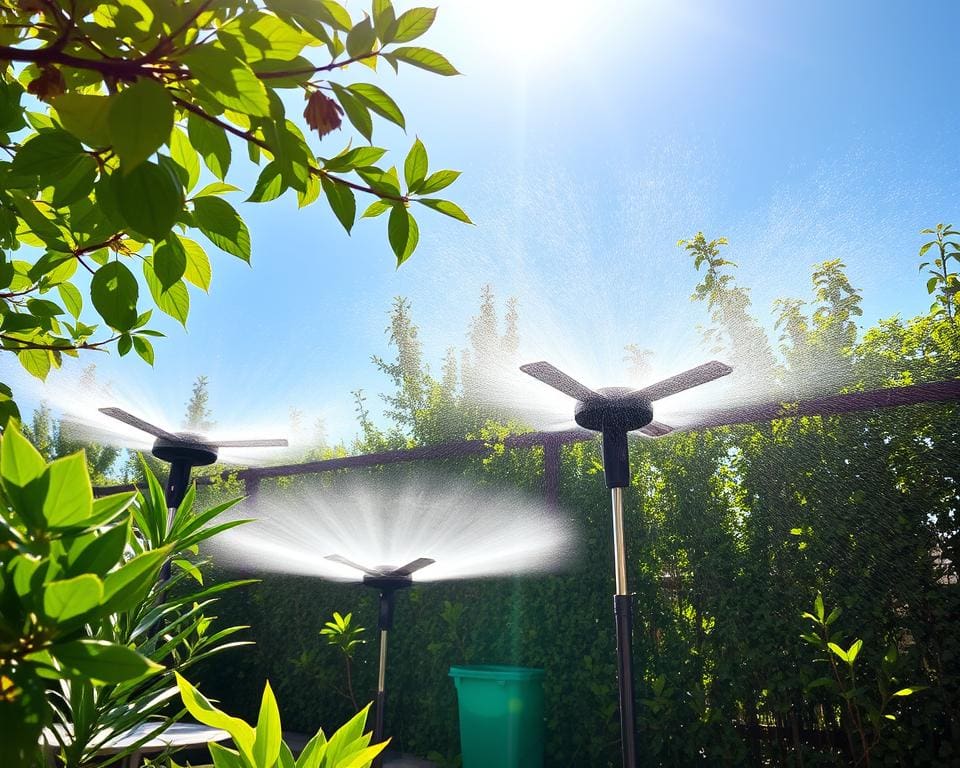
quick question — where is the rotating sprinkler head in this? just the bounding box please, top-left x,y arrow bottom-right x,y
520,360 -> 732,488
98,406 -> 287,506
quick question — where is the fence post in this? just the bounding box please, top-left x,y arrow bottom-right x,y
243,472 -> 262,503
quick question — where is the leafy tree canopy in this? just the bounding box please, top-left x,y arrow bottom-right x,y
0,0 -> 469,426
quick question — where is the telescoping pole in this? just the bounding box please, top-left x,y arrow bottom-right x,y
610,486 -> 637,768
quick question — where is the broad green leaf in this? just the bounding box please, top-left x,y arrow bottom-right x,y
184,45 -> 271,117
51,155 -> 98,208
17,350 -> 52,380
108,78 -> 175,171
846,639 -> 862,664
209,743 -> 247,768
248,162 -> 286,203
66,518 -> 129,576
176,673 -> 256,761
0,424 -> 46,487
814,593 -> 824,621
154,235 -> 188,292
323,146 -> 388,173
220,13 -> 310,62
404,137 -> 427,190
51,93 -> 113,147
181,236 -> 212,292
43,452 -> 92,528
827,642 -> 848,663
321,175 -> 356,232
412,169 -> 459,194
58,282 -> 83,318
144,260 -> 190,325
195,182 -> 241,197
348,83 -> 404,128
10,130 -> 86,180
114,161 -> 183,239
100,547 -> 170,612
330,84 -> 372,142
415,197 -> 471,224
388,7 -> 436,43
892,686 -> 926,696
388,204 -> 419,266
345,17 -> 377,59
192,197 -> 251,261
387,46 -> 459,76
187,114 -> 232,180
90,261 -> 139,331
323,703 -> 371,765
43,574 -> 103,622
170,128 -> 201,192
133,335 -> 155,364
362,200 -> 390,218
51,639 -> 162,684
252,681 -> 282,768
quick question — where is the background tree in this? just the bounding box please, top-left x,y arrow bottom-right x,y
0,0 -> 469,426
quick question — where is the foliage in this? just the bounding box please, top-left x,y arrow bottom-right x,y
918,223 -> 960,321
47,457 -> 252,768
175,673 -> 387,768
0,0 -> 468,424
800,593 -> 924,766
195,243 -> 960,767
0,424 -> 163,768
320,611 -> 365,711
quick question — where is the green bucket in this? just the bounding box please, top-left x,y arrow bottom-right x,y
449,665 -> 545,768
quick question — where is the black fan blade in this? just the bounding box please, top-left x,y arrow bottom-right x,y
324,554 -> 381,576
676,379 -> 960,431
214,438 -> 288,448
98,407 -> 176,440
633,360 -> 732,402
391,557 -> 436,576
638,420 -> 674,437
520,361 -> 602,402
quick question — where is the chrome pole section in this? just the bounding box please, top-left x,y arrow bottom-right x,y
611,486 -> 637,768
372,629 -> 388,768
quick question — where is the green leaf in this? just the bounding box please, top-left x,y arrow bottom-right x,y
114,161 -> 183,239
51,93 -> 114,147
0,425 -> 47,487
846,639 -> 862,664
814,592 -> 824,622
252,681 -> 283,768
296,729 -> 328,768
187,114 -> 232,180
154,235 -> 188,291
248,162 -> 286,203
66,519 -> 129,576
170,127 -> 201,192
144,260 -> 190,325
416,168 -> 460,194
17,350 -> 52,380
10,130 -> 86,180
184,45 -> 271,117
195,182 -> 241,197
323,146 -> 388,173
387,46 -> 459,76
415,197 -> 471,223
51,155 -> 98,208
51,639 -> 162,684
108,78 -> 174,172
101,548 -> 170,612
827,642 -> 848,663
388,204 -> 419,266
192,197 -> 251,262
331,84 -> 373,143
345,17 -> 377,59
389,7 -> 437,43
43,452 -> 92,528
347,84 -> 405,128
404,137 -> 428,191
58,282 -> 83,318
362,200 -> 391,218
43,574 -> 103,622
209,743 -> 247,768
321,175 -> 356,232
180,236 -> 212,292
133,335 -> 155,364
91,261 -> 139,331
176,673 -> 256,761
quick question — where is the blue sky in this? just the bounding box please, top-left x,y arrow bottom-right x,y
15,0 -> 960,444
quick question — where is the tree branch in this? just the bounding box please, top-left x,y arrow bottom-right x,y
257,51 -> 383,81
1,334 -> 119,352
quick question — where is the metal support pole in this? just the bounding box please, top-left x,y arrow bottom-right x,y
611,487 -> 637,768
372,629 -> 389,768
543,435 -> 561,510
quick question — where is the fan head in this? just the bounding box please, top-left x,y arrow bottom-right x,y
151,433 -> 219,466
362,572 -> 415,591
574,387 -> 654,433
